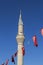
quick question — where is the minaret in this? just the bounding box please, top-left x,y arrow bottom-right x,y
16,11 -> 25,65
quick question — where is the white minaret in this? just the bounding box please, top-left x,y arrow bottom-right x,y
16,11 -> 25,65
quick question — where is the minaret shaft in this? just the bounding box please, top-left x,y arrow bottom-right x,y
16,11 -> 25,65
17,44 -> 23,65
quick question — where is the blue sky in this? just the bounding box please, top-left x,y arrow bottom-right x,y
0,0 -> 43,65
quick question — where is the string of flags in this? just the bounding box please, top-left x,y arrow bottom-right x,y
1,28 -> 43,65
1,47 -> 25,65
32,28 -> 43,47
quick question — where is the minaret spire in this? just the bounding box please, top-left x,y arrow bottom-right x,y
18,10 -> 23,25
20,10 -> 21,18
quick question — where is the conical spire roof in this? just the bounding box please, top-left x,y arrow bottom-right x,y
18,10 -> 23,25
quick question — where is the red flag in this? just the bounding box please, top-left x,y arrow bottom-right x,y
32,35 -> 38,47
5,59 -> 9,65
2,63 -> 5,65
11,55 -> 15,64
13,51 -> 17,57
22,46 -> 25,56
2,64 -> 4,65
40,28 -> 43,36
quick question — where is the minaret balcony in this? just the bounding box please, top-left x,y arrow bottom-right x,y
16,34 -> 25,44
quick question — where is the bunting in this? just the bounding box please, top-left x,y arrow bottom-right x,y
13,51 -> 18,57
40,28 -> 43,36
11,55 -> 15,64
22,46 -> 25,56
5,59 -> 9,65
2,63 -> 5,65
32,35 -> 38,47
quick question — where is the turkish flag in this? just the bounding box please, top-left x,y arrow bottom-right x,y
2,63 -> 5,65
13,51 -> 17,57
32,35 -> 38,47
40,28 -> 43,36
11,55 -> 15,64
5,59 -> 9,65
22,46 -> 25,56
